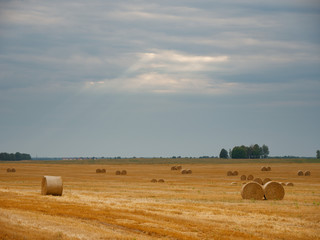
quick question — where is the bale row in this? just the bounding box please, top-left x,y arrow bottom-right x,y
96,168 -> 106,173
227,170 -> 238,176
171,166 -> 182,170
115,170 -> 127,175
298,170 -> 311,176
240,175 -> 254,181
261,166 -> 271,171
181,169 -> 192,174
6,168 -> 16,172
241,181 -> 285,200
151,179 -> 165,183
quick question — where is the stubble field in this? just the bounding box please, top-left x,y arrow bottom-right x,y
0,159 -> 320,240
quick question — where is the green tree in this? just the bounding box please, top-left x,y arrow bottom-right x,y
317,150 -> 320,159
231,146 -> 247,159
219,148 -> 228,158
261,145 -> 269,158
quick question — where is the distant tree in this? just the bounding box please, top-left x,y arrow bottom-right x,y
261,145 -> 269,158
231,146 -> 247,159
0,152 -> 31,161
219,148 -> 228,159
250,144 -> 262,159
317,150 -> 320,159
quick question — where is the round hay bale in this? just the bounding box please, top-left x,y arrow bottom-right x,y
261,166 -> 267,171
158,179 -> 165,183
240,175 -> 246,181
96,169 -> 102,173
266,166 -> 271,171
101,169 -> 106,173
253,178 -> 263,185
247,175 -> 254,180
297,170 -> 303,176
262,178 -> 272,185
115,170 -> 121,175
151,179 -> 157,183
304,171 -> 311,176
176,166 -> 182,170
181,169 -> 187,174
227,171 -> 233,176
241,182 -> 264,200
280,182 -> 286,186
286,182 -> 294,186
232,171 -> 238,176
41,176 -> 63,196
187,169 -> 192,174
171,166 -> 177,170
121,170 -> 127,175
6,168 -> 12,172
263,181 -> 285,200
11,168 -> 16,172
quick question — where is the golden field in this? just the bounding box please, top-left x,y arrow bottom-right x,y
0,160 -> 320,240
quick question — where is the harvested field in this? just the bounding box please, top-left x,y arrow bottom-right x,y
0,160 -> 320,239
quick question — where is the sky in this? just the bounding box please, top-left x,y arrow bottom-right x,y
0,0 -> 319,158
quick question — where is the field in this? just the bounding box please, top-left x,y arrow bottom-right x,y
1,159 -> 320,240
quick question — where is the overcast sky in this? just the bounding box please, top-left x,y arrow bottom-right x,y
0,0 -> 319,158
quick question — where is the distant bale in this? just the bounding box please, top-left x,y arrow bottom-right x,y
263,181 -> 285,200
171,166 -> 177,170
187,169 -> 192,174
280,182 -> 286,186
286,182 -> 294,186
11,168 -> 16,172
240,175 -> 246,181
261,166 -> 267,171
266,167 -> 271,171
115,170 -> 121,175
297,170 -> 304,176
181,169 -> 187,174
151,179 -> 157,183
253,178 -> 263,185
304,171 -> 311,176
227,171 -> 233,176
101,169 -> 106,173
96,169 -> 102,173
6,168 -> 12,173
158,179 -> 165,183
241,182 -> 264,200
121,170 -> 127,175
231,182 -> 237,185
176,166 -> 182,170
232,171 -> 238,176
41,176 -> 63,196
262,178 -> 272,185
247,175 -> 254,181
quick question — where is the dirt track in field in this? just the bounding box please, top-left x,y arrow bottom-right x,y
1,162 -> 320,239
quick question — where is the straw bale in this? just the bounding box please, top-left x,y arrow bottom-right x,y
262,178 -> 272,185
227,171 -> 233,176
158,179 -> 165,183
263,181 -> 285,200
171,166 -> 177,170
261,166 -> 267,171
11,168 -> 16,172
101,169 -> 106,173
96,169 -> 102,173
253,178 -> 263,185
231,182 -> 237,185
286,182 -> 294,186
121,170 -> 127,175
115,170 -> 121,175
187,169 -> 192,174
247,175 -> 254,180
6,168 -> 12,172
297,170 -> 304,176
240,175 -> 246,181
232,171 -> 238,176
241,182 -> 264,200
41,176 -> 63,196
266,167 -> 271,171
176,166 -> 182,170
304,171 -> 311,176
181,169 -> 187,174
151,179 -> 157,183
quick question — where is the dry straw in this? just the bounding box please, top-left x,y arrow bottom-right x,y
263,181 -> 285,200
231,182 -> 237,185
240,175 -> 246,181
41,176 -> 63,196
233,171 -> 238,176
176,166 -> 182,170
158,179 -> 165,183
304,171 -> 311,176
247,175 -> 254,180
227,171 -> 233,176
286,182 -> 294,186
253,178 -> 263,185
241,182 -> 264,200
151,179 -> 157,183
297,170 -> 304,176
280,182 -> 286,186
262,178 -> 272,185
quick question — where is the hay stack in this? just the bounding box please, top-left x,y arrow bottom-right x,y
96,169 -> 102,173
171,166 -> 177,170
41,176 -> 63,196
297,170 -> 304,176
247,175 -> 254,180
158,179 -> 165,183
101,169 -> 106,173
241,182 -> 264,200
151,179 -> 157,183
240,175 -> 246,181
262,178 -> 272,185
266,167 -> 271,171
181,169 -> 187,174
263,181 -> 285,200
176,166 -> 182,170
115,170 -> 121,175
121,170 -> 127,175
253,178 -> 263,185
286,182 -> 294,186
233,171 -> 238,176
227,171 -> 233,176
187,169 -> 192,174
261,166 -> 267,171
304,171 -> 311,176
6,168 -> 12,172
11,168 -> 16,172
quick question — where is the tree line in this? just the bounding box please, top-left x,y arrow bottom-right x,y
0,152 -> 32,161
219,144 -> 269,159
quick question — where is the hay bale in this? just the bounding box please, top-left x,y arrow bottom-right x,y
266,166 -> 271,171
158,179 -> 165,183
151,179 -> 157,183
11,168 -> 16,172
115,170 -> 121,175
297,170 -> 303,176
96,169 -> 102,173
261,166 -> 267,171
181,169 -> 187,174
247,175 -> 254,180
6,168 -> 12,172
121,170 -> 127,175
240,175 -> 246,181
263,181 -> 285,200
187,169 -> 192,174
262,178 -> 272,185
231,182 -> 237,185
232,171 -> 238,176
280,182 -> 286,186
286,182 -> 294,186
176,166 -> 182,170
304,171 -> 311,176
253,178 -> 263,185
41,176 -> 63,196
242,182 -> 247,185
227,171 -> 233,176
101,169 -> 106,173
171,166 -> 177,170
241,182 -> 264,200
